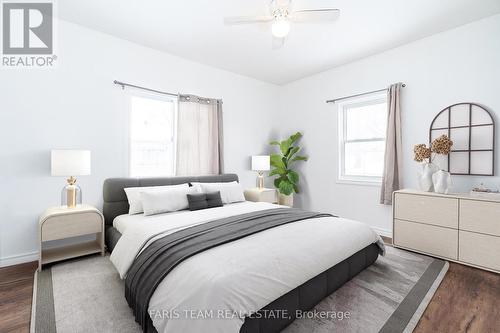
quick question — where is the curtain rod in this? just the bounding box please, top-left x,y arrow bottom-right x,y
326,83 -> 406,104
113,80 -> 178,98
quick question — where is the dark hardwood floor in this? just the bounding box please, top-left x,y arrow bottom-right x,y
0,241 -> 499,333
414,262 -> 500,333
0,261 -> 37,333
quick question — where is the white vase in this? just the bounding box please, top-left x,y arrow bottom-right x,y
432,170 -> 452,194
278,193 -> 294,207
418,162 -> 439,192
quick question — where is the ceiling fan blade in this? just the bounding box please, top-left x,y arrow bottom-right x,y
272,36 -> 285,50
290,9 -> 340,23
224,15 -> 273,25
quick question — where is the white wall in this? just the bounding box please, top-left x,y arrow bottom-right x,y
278,14 -> 500,236
0,20 -> 280,266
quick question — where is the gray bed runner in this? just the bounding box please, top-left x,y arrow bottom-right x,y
124,208 -> 334,332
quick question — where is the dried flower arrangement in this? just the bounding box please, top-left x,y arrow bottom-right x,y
413,144 -> 431,162
413,135 -> 453,163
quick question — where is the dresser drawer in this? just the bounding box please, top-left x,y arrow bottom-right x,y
394,193 -> 458,228
460,200 -> 500,236
459,231 -> 500,272
394,219 -> 458,259
41,212 -> 103,241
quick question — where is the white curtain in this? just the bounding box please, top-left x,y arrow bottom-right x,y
380,83 -> 403,205
176,95 -> 223,176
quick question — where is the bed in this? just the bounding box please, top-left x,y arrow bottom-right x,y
103,174 -> 384,333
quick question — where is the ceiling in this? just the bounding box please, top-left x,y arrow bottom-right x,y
58,0 -> 500,85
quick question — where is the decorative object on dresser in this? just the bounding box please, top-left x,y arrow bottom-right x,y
51,150 -> 91,208
251,155 -> 270,189
429,103 -> 495,176
269,131 -> 308,207
432,169 -> 452,194
470,183 -> 500,200
39,205 -> 105,270
244,187 -> 277,204
413,135 -> 453,192
393,189 -> 500,273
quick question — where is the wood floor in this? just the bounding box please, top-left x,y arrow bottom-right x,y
414,262 -> 500,333
1,246 -> 499,333
0,261 -> 37,333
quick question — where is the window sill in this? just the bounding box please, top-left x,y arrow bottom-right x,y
336,178 -> 382,187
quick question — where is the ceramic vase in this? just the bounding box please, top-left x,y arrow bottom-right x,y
418,162 -> 439,192
278,193 -> 294,207
432,169 -> 452,194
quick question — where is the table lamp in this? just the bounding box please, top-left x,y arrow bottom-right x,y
51,150 -> 91,208
251,155 -> 270,190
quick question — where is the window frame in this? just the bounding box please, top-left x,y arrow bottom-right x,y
337,91 -> 387,186
128,90 -> 178,178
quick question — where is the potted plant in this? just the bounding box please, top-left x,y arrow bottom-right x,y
413,134 -> 453,192
269,132 -> 308,207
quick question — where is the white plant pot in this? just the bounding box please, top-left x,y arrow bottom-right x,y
432,170 -> 452,194
418,162 -> 439,192
278,193 -> 294,207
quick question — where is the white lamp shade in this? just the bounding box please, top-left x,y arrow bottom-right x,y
51,150 -> 91,176
251,155 -> 270,171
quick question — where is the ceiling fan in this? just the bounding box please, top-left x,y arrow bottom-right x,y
224,0 -> 340,49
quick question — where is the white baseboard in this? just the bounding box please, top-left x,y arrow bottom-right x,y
371,226 -> 393,238
0,251 -> 38,268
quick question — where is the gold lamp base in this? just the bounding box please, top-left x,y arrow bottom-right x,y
257,172 -> 264,190
62,176 -> 81,208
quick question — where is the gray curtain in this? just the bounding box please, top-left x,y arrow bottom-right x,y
176,94 -> 224,176
380,83 -> 403,205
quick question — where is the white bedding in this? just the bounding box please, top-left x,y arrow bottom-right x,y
110,202 -> 385,333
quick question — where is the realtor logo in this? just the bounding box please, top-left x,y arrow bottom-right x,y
2,1 -> 56,67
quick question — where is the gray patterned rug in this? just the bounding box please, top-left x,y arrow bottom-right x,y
31,246 -> 447,333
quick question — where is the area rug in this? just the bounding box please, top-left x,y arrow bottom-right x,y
31,246 -> 448,333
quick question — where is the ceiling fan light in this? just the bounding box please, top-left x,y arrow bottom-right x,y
271,18 -> 290,38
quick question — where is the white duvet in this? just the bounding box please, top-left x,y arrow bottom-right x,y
110,202 -> 385,333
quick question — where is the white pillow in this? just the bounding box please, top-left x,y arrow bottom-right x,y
193,181 -> 245,204
124,183 -> 189,214
141,186 -> 198,216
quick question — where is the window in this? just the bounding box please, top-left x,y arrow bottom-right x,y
129,94 -> 177,177
337,92 -> 387,184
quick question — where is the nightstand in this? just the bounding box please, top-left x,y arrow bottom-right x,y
39,205 -> 105,270
244,187 -> 278,204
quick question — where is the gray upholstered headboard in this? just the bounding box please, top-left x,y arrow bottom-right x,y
102,174 -> 239,227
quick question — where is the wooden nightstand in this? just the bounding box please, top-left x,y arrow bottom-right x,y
38,205 -> 105,270
244,188 -> 278,204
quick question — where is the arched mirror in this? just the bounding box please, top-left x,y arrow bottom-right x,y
429,103 -> 495,176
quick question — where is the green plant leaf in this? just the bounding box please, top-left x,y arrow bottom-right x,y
287,170 -> 299,184
290,132 -> 303,144
293,184 -> 300,194
270,166 -> 287,175
270,154 -> 285,168
282,156 -> 289,168
268,169 -> 281,177
291,155 -> 308,163
280,139 -> 292,155
269,140 -> 280,146
288,146 -> 300,159
278,180 -> 294,196
274,177 -> 283,189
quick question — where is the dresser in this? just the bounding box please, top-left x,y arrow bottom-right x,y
393,189 -> 500,273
